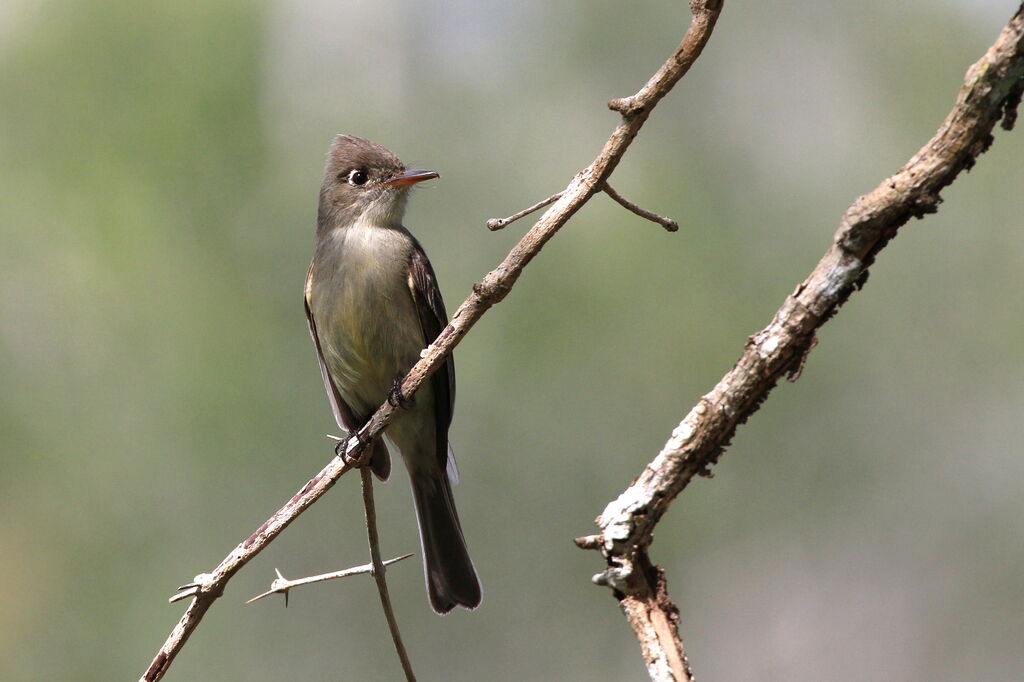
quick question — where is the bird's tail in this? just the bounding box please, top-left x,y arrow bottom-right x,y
409,471 -> 482,614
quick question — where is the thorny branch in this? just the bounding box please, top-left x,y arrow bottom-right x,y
139,2 -> 723,680
245,554 -> 413,605
577,5 -> 1024,682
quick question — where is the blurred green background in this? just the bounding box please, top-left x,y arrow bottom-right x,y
2,1 -> 1022,680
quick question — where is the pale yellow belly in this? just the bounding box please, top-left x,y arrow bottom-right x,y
310,223 -> 435,451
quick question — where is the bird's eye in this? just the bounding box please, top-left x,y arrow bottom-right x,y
348,169 -> 369,186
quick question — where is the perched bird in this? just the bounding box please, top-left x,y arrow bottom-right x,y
304,135 -> 481,613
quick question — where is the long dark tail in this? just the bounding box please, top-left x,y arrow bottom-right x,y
409,471 -> 482,613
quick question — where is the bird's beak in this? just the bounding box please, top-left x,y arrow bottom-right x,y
383,169 -> 439,187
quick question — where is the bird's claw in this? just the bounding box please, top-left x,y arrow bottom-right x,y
387,378 -> 415,409
334,431 -> 368,465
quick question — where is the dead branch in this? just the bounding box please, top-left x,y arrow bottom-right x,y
579,6 -> 1024,682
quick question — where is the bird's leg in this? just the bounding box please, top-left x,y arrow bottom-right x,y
387,376 -> 416,409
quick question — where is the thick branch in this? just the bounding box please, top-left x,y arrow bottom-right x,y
586,6 -> 1024,681
140,2 -> 724,680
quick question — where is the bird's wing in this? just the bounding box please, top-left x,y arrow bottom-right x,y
407,242 -> 455,469
304,261 -> 355,430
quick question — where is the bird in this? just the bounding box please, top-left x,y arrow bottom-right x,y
304,134 -> 482,613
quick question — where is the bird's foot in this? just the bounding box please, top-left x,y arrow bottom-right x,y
387,378 -> 415,409
334,429 -> 369,465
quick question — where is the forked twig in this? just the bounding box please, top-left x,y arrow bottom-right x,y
488,184 -> 678,232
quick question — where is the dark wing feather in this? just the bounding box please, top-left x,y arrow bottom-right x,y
407,242 -> 455,468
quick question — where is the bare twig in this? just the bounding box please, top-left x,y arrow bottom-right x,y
245,555 -> 414,605
487,192 -> 563,230
581,6 -> 1024,682
140,2 -> 724,680
361,467 -> 416,681
603,184 -> 679,231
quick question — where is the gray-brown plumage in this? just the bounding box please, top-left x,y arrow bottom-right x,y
304,135 -> 481,613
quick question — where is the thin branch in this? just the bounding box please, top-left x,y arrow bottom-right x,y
581,6 -> 1024,682
603,184 -> 679,231
361,467 -> 416,681
140,2 -> 724,680
608,0 -> 723,117
245,555 -> 414,605
487,192 -> 563,231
